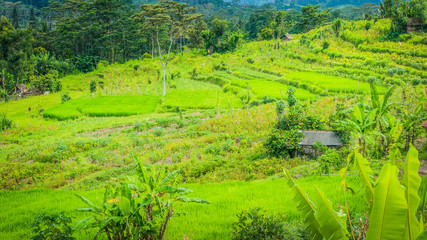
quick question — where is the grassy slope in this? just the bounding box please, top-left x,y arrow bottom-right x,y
0,18 -> 425,240
0,176 -> 366,240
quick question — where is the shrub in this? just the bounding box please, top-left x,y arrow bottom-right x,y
75,55 -> 98,73
317,149 -> 342,174
365,22 -> 371,31
0,89 -> 9,102
231,207 -> 309,240
89,80 -> 97,93
0,114 -> 12,131
31,212 -> 75,240
262,95 -> 276,104
154,127 -> 163,137
276,100 -> 286,118
142,52 -> 152,59
302,115 -> 324,130
322,41 -> 330,50
264,129 -> 303,158
31,70 -> 62,92
134,122 -> 144,131
96,60 -> 109,69
287,87 -> 297,107
61,94 -> 71,104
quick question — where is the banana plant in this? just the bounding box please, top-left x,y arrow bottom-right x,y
338,103 -> 380,156
74,155 -> 209,240
127,154 -> 209,240
401,105 -> 426,150
286,145 -> 425,240
73,184 -> 131,240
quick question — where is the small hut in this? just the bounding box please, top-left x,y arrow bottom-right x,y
407,18 -> 424,33
422,120 -> 427,130
15,84 -> 30,98
281,33 -> 293,41
299,130 -> 343,156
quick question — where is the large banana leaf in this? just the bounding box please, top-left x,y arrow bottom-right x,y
353,152 -> 374,204
366,163 -> 408,240
403,145 -> 423,240
284,170 -> 323,240
314,187 -> 349,240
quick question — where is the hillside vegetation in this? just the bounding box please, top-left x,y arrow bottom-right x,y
0,1 -> 426,239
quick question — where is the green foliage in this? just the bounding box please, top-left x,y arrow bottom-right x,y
277,105 -> 324,131
31,212 -> 75,240
0,16 -> 34,93
318,149 -> 342,174
31,70 -> 62,93
0,113 -> 12,131
287,87 -> 297,107
75,56 -> 98,73
365,22 -> 371,31
89,80 -> 97,93
231,207 -> 309,240
61,94 -> 71,104
295,5 -> 330,33
286,146 -> 425,240
154,127 -> 163,137
331,19 -> 342,37
322,41 -> 330,50
264,129 -> 303,158
142,53 -> 152,60
276,100 -> 286,118
75,161 -> 208,240
0,89 -> 8,102
96,60 -> 109,70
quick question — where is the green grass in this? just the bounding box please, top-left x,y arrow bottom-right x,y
0,176 -> 366,240
230,79 -> 316,100
285,71 -> 386,94
163,90 -> 242,110
43,95 -> 161,120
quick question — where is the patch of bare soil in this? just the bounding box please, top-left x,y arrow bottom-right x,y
78,125 -> 133,138
419,161 -> 427,177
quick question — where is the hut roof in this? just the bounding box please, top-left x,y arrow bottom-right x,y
282,33 -> 293,40
16,84 -> 29,92
299,130 -> 343,146
422,120 -> 427,128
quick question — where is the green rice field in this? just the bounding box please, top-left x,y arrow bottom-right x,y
0,175 -> 366,240
43,95 -> 161,120
163,90 -> 242,110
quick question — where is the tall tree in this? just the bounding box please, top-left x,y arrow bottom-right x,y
136,0 -> 202,97
295,4 -> 330,33
0,16 -> 34,93
12,6 -> 18,29
186,19 -> 208,49
29,7 -> 36,29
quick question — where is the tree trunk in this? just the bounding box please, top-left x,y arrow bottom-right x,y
151,36 -> 154,59
159,209 -> 173,240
